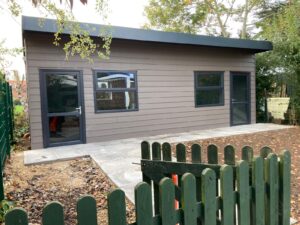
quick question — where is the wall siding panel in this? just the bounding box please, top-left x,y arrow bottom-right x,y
24,32 -> 256,149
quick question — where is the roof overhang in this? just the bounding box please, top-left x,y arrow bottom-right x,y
22,16 -> 272,53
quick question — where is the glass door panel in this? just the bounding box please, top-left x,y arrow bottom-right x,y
41,70 -> 85,147
231,73 -> 250,126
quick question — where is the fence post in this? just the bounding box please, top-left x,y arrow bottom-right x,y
5,208 -> 28,225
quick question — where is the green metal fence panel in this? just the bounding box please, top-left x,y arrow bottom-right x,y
0,80 -> 14,201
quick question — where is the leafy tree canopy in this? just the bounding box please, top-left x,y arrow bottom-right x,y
0,0 -> 110,76
144,0 -> 267,38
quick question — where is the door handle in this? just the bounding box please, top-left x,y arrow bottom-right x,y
76,106 -> 82,115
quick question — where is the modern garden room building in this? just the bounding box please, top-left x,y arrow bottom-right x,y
22,16 -> 272,149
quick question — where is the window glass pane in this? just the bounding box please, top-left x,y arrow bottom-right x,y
46,74 -> 78,113
232,75 -> 248,102
96,72 -> 136,89
197,73 -> 221,87
232,103 -> 248,125
196,89 -> 223,106
48,116 -> 80,144
96,91 -> 137,111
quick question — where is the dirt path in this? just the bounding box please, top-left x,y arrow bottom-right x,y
4,153 -> 135,225
173,126 -> 300,224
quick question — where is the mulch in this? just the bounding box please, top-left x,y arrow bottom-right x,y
3,154 -> 135,225
171,126 -> 300,224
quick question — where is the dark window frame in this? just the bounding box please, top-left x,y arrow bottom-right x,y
93,70 -> 139,113
194,71 -> 225,107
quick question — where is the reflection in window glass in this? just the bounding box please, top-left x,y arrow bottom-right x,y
94,71 -> 138,112
194,72 -> 224,107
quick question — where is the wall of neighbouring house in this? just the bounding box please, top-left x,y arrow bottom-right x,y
24,32 -> 256,149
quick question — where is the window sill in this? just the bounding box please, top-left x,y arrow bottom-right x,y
94,108 -> 139,114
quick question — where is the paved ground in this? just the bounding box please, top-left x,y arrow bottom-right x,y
24,123 -> 290,202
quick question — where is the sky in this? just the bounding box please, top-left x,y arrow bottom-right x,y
0,0 -> 149,77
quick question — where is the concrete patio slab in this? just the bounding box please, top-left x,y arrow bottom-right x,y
24,123 -> 291,202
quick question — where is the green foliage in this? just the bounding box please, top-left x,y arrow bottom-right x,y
13,107 -> 29,141
144,0 -> 265,37
0,200 -> 15,222
256,0 -> 300,123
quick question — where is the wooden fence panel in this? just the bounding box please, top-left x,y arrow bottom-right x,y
135,182 -> 153,225
159,178 -> 176,225
207,144 -> 218,164
191,144 -> 201,163
162,142 -> 172,161
5,208 -> 28,225
279,150 -> 291,225
224,145 -> 235,165
191,143 -> 202,202
242,146 -> 253,162
77,195 -> 98,225
42,202 -> 65,225
152,142 -> 161,215
265,153 -> 279,225
237,161 -> 250,225
220,165 -> 234,225
202,168 -> 216,225
252,156 -> 265,225
108,189 -> 127,225
181,173 -> 197,225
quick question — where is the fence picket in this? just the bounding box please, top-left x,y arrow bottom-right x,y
191,144 -> 202,202
279,150 -> 291,225
207,144 -> 218,164
152,142 -> 161,214
108,189 -> 127,225
191,144 -> 201,163
237,161 -> 250,225
141,141 -> 150,160
220,165 -> 234,225
202,168 -> 216,225
162,142 -> 172,161
224,145 -> 235,165
265,153 -> 279,225
42,202 -> 64,225
176,143 -> 186,162
252,156 -> 265,225
77,195 -> 97,225
5,208 -> 28,225
242,146 -> 253,162
159,178 -> 176,225
181,173 -> 197,225
260,146 -> 272,158
135,182 -> 153,225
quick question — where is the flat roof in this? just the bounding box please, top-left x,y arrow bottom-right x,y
22,16 -> 272,53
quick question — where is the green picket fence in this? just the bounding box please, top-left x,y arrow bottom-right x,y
5,142 -> 291,225
0,80 -> 14,200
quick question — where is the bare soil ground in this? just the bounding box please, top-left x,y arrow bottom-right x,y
172,126 -> 300,224
3,154 -> 135,225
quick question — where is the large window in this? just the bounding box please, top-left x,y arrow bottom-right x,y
194,71 -> 224,107
93,71 -> 138,112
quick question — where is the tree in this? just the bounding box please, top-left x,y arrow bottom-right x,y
144,0 -> 266,38
0,0 -> 110,76
256,0 -> 300,123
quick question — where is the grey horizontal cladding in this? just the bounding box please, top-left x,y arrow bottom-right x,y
22,16 -> 272,53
